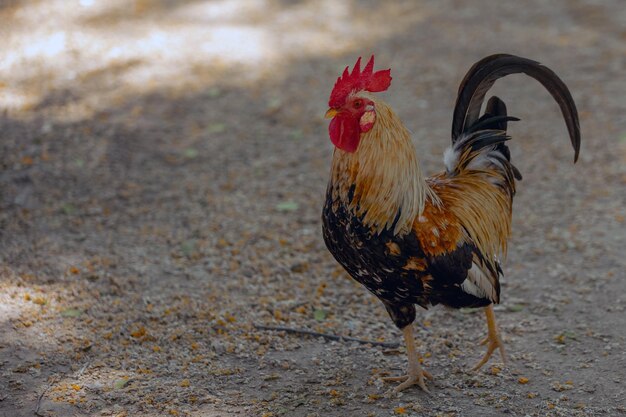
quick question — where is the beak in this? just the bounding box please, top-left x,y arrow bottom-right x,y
325,108 -> 338,119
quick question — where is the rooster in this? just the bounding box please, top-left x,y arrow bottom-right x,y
321,54 -> 580,393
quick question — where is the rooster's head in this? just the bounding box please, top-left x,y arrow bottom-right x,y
325,56 -> 392,153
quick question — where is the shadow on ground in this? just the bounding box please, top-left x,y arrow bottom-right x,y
1,1 -> 626,416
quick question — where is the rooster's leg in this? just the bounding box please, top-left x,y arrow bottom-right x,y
382,325 -> 432,393
472,304 -> 507,371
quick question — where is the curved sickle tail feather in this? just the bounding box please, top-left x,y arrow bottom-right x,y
451,54 -> 581,162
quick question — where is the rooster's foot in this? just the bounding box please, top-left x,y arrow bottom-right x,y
382,368 -> 433,393
472,304 -> 507,371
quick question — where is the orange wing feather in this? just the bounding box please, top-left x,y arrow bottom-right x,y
426,171 -> 513,261
412,200 -> 463,258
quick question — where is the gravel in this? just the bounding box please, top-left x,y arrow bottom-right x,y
1,1 -> 625,416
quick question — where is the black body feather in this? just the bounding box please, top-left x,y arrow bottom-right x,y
322,195 -> 491,329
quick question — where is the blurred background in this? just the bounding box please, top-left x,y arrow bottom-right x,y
1,1 -> 625,416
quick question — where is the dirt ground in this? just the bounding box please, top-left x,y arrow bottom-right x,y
1,0 -> 625,416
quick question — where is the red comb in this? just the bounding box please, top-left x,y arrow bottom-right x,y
328,55 -> 392,108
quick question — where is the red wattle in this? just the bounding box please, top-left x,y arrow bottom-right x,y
329,113 -> 360,153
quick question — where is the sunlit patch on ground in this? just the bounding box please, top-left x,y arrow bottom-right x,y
0,0 -> 429,120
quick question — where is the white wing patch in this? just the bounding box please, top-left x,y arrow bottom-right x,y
443,146 -> 459,173
460,260 -> 500,303
443,131 -> 509,177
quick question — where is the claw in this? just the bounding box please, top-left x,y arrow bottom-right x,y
383,370 -> 432,394
390,370 -> 431,394
472,331 -> 507,371
471,304 -> 508,371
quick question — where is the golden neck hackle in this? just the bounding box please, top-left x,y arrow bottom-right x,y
329,100 -> 437,236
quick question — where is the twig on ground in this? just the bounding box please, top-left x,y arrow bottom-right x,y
76,361 -> 91,377
254,324 -> 400,348
34,383 -> 51,417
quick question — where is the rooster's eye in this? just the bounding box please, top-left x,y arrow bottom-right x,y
353,99 -> 363,109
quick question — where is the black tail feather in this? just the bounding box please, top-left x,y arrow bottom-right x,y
451,54 -> 581,163
468,130 -> 512,152
446,95 -> 524,184
473,96 -> 523,181
467,115 -> 520,134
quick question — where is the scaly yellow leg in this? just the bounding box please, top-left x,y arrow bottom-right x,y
472,304 -> 507,371
382,325 -> 433,393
